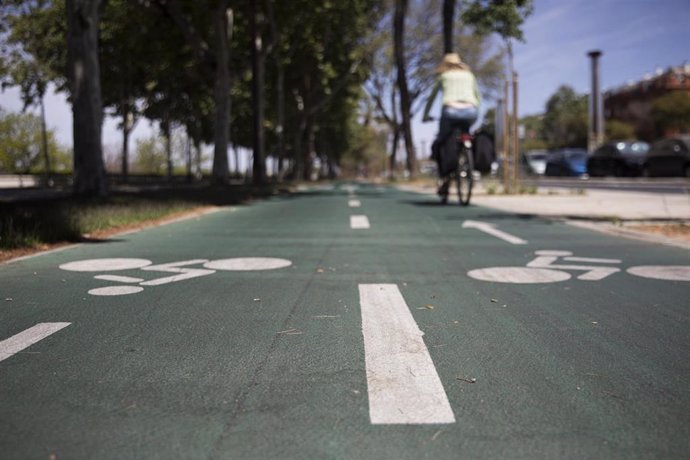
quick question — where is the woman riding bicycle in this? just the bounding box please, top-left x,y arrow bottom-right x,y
422,53 -> 481,201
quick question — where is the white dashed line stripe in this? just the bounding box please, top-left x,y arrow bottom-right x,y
350,215 -> 370,229
0,323 -> 71,363
359,284 -> 455,424
348,199 -> 361,208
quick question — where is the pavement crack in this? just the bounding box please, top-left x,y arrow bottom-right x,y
209,241 -> 335,459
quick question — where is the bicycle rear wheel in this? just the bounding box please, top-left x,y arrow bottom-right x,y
456,146 -> 474,206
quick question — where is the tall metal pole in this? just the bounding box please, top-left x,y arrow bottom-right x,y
512,71 -> 519,191
587,50 -> 604,151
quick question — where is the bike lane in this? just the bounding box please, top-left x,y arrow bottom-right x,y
0,183 -> 688,459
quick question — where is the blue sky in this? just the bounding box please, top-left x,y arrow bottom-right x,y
515,0 -> 690,115
1,0 -> 688,160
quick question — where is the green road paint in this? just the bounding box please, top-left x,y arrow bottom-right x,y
1,182 -> 689,458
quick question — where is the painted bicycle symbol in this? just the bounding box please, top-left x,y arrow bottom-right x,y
59,257 -> 292,296
468,250 -> 690,284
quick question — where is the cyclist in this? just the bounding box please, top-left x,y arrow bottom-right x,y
422,53 -> 481,202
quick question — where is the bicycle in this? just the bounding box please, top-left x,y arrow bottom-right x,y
426,118 -> 474,206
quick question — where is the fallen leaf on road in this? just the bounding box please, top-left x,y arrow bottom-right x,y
490,298 -> 498,303
316,268 -> 325,273
277,328 -> 303,335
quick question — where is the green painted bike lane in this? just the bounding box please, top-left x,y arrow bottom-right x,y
1,183 -> 689,459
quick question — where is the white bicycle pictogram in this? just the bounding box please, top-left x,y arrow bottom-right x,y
467,250 -> 690,284
59,257 -> 293,296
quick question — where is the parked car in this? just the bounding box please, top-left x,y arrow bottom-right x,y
522,150 -> 547,175
587,140 -> 649,177
544,148 -> 588,177
642,136 -> 690,177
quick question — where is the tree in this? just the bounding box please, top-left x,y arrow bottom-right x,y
461,1 -> 534,43
1,1 -> 67,181
520,113 -> 546,150
541,85 -> 588,149
67,0 -> 107,196
443,0 -> 455,53
142,0 -> 233,184
605,119 -> 636,141
0,110 -> 71,173
132,135 -> 167,174
652,92 -> 690,135
394,0 -> 416,177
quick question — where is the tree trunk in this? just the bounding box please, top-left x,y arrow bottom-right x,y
195,140 -> 202,177
67,0 -> 106,197
276,67 -> 285,177
443,0 -> 456,54
304,121 -> 315,180
389,126 -> 399,179
121,107 -> 130,182
39,93 -> 52,183
212,3 -> 230,184
251,1 -> 266,185
394,0 -> 416,178
186,134 -> 192,182
164,122 -> 172,180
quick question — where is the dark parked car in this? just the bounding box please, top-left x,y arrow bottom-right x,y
587,141 -> 649,177
642,136 -> 690,177
544,148 -> 588,177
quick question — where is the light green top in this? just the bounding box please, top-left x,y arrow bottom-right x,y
423,69 -> 481,119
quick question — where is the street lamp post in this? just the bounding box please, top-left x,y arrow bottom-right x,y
588,50 -> 604,152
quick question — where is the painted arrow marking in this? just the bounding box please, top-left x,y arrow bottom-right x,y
462,220 -> 527,245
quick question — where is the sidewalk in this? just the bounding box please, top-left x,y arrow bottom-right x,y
399,182 -> 690,249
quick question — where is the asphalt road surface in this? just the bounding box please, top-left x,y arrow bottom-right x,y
1,183 -> 689,459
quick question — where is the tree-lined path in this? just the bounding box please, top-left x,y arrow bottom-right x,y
1,184 -> 689,458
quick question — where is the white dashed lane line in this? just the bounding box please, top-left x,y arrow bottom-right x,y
359,284 -> 455,425
350,215 -> 371,229
0,323 -> 71,363
348,199 -> 361,208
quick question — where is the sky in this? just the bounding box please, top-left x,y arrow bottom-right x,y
0,0 -> 688,163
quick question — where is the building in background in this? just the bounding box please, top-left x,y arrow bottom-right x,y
604,62 -> 690,141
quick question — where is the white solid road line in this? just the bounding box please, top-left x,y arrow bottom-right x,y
0,323 -> 71,363
350,215 -> 371,229
359,284 -> 455,424
462,220 -> 527,245
348,199 -> 361,208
